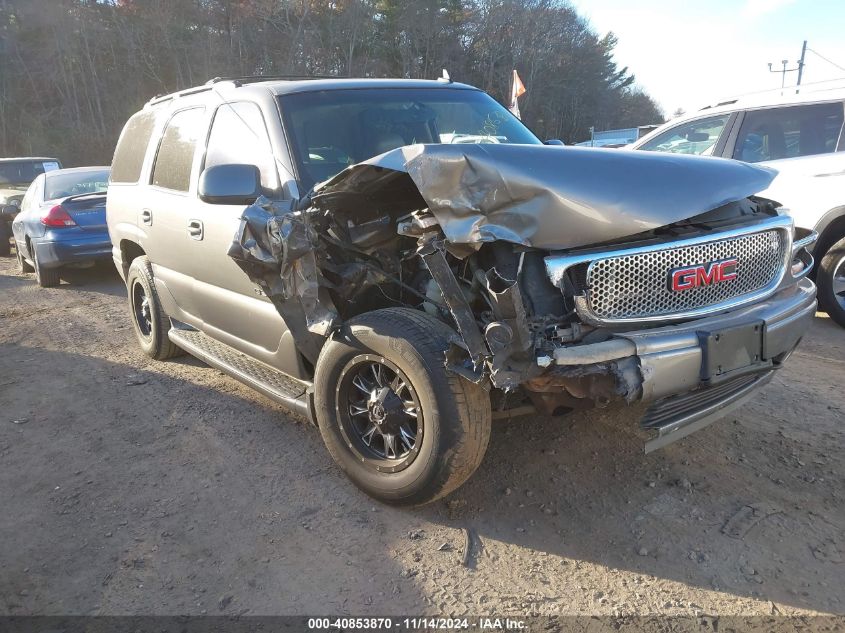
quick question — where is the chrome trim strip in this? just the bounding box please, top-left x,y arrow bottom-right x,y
792,229 -> 818,255
544,214 -> 794,325
790,229 -> 817,280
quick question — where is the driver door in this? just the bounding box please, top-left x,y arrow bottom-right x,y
188,101 -> 290,363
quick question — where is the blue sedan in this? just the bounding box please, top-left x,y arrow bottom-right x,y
10,166 -> 111,287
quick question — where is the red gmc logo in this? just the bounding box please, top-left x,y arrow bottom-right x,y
669,258 -> 738,292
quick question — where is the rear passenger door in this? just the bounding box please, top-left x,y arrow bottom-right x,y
143,106 -> 208,323
189,101 -> 290,359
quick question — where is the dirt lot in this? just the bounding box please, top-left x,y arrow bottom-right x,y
1,253 -> 843,618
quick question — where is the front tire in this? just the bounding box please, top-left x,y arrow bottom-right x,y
314,308 -> 492,506
126,256 -> 182,360
32,246 -> 60,287
817,235 -> 845,328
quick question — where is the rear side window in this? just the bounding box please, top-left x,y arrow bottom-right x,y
151,107 -> 205,192
111,111 -> 157,183
205,102 -> 279,190
733,103 -> 845,163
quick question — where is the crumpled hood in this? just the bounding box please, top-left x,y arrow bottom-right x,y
314,143 -> 777,250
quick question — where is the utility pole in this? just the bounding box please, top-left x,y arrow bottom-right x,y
796,40 -> 807,92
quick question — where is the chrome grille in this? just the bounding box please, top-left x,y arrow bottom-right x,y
586,229 -> 788,321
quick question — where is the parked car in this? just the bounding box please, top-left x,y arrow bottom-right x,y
107,77 -> 816,505
0,157 -> 62,256
10,166 -> 111,287
630,88 -> 845,326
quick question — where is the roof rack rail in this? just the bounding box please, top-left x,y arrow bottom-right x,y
205,74 -> 349,87
145,74 -> 354,107
147,84 -> 214,106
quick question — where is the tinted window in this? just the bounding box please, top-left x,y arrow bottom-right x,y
733,103 -> 845,163
0,161 -> 53,187
152,108 -> 205,192
279,88 -> 541,189
45,169 -> 110,200
638,115 -> 731,156
111,111 -> 157,183
205,102 -> 278,190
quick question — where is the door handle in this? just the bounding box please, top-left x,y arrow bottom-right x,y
187,219 -> 204,240
140,209 -> 152,226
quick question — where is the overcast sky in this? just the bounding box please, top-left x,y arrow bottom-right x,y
570,0 -> 845,117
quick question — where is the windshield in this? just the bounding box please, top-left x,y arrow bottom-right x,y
0,160 -> 58,188
45,169 -> 109,200
279,88 -> 541,190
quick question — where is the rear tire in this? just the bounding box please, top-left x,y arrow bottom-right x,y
314,308 -> 492,506
32,246 -> 60,287
126,256 -> 182,360
817,235 -> 845,328
16,242 -> 34,273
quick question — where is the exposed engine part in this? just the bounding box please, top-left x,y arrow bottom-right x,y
555,322 -> 586,343
484,269 -> 532,352
481,267 -> 539,391
397,210 -> 439,238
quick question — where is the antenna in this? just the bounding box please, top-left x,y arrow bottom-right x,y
438,69 -> 452,83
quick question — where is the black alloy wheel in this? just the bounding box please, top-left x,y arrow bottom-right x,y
131,279 -> 153,339
336,354 -> 422,474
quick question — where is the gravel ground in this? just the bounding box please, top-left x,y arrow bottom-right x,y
1,253 -> 843,618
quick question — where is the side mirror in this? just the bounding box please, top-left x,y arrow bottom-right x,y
1,204 -> 19,217
198,164 -> 261,205
544,139 -> 565,146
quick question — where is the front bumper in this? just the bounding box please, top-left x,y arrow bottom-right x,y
33,233 -> 113,269
546,277 -> 817,450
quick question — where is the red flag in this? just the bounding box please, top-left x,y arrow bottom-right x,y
509,70 -> 526,119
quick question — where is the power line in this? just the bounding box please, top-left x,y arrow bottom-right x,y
806,47 -> 845,73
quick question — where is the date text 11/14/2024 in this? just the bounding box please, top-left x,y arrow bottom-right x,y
307,617 -> 527,630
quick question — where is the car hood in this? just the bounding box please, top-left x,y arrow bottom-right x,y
0,187 -> 25,201
313,144 -> 777,251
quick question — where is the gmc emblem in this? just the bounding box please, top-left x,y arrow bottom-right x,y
669,258 -> 738,292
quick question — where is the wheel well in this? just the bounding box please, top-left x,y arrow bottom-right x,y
120,240 -> 146,277
814,211 -> 845,263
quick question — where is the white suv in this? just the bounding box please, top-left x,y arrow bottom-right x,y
630,89 -> 845,327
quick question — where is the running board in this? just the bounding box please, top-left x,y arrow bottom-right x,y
168,328 -> 314,422
641,370 -> 775,453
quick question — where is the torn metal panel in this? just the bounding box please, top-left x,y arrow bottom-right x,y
418,239 -> 488,368
314,143 -> 777,251
524,357 -> 642,415
227,196 -> 336,363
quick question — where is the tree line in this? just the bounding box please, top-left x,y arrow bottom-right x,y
0,0 -> 664,166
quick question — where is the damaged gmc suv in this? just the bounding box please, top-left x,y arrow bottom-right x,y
107,78 -> 818,505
